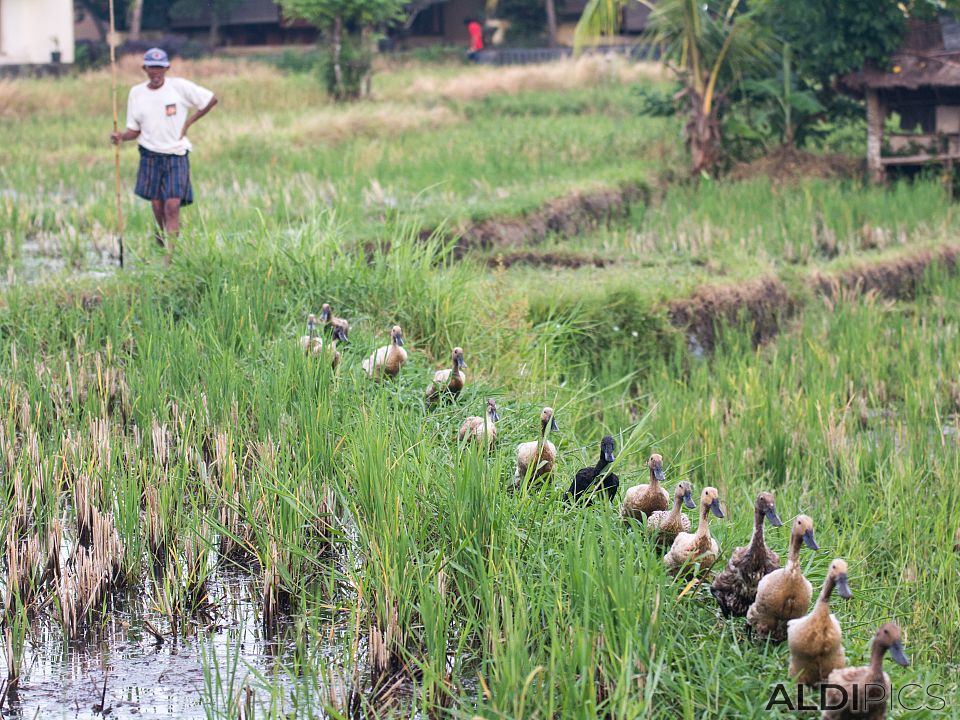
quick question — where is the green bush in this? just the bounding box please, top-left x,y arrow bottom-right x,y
320,35 -> 371,100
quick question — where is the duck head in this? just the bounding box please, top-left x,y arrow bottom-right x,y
647,453 -> 665,483
320,304 -> 332,323
452,347 -> 467,370
332,319 -> 349,343
600,435 -> 615,464
391,325 -> 405,346
541,407 -> 559,433
875,622 -> 909,667
702,486 -> 724,518
792,515 -> 819,550
486,399 -> 500,422
677,480 -> 695,509
828,558 -> 852,600
756,492 -> 783,527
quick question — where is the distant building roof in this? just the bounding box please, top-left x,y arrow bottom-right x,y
841,16 -> 960,95
169,0 -> 280,29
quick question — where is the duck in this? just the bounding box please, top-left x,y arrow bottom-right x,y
319,303 -> 350,337
647,481 -> 695,547
362,325 -> 407,379
426,347 -> 467,402
300,313 -> 323,355
663,486 -> 724,577
821,623 -> 909,720
710,491 -> 783,617
458,399 -> 499,448
787,558 -> 853,685
566,436 -> 619,504
514,407 -> 558,487
621,453 -> 670,521
329,318 -> 349,370
746,514 -> 819,642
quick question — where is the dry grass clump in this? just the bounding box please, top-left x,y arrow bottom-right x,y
288,104 -> 460,146
405,57 -> 664,102
108,54 -> 283,84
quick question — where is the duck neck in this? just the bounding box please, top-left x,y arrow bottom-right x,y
666,494 -> 683,521
648,467 -> 660,490
748,506 -> 766,554
814,576 -> 835,611
594,453 -> 610,477
450,357 -> 460,375
695,503 -> 712,538
868,640 -> 887,680
786,531 -> 803,570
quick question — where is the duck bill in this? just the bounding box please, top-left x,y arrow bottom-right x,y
653,466 -> 666,482
764,508 -> 783,527
549,417 -> 559,432
490,409 -> 500,422
802,529 -> 819,551
835,574 -> 852,599
457,356 -> 467,369
889,641 -> 910,667
709,498 -> 724,518
395,334 -> 405,346
320,309 -> 331,322
682,490 -> 695,509
603,450 -> 615,463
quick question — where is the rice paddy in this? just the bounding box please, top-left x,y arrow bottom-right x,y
1,57 -> 958,718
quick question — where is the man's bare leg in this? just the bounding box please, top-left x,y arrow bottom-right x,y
151,199 -> 166,247
162,198 -> 181,263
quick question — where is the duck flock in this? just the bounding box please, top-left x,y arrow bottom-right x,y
299,307 -> 909,719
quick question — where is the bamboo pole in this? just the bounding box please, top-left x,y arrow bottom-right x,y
109,0 -> 125,268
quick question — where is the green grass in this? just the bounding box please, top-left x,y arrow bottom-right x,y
0,59 -> 958,719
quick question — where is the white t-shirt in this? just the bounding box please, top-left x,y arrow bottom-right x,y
125,77 -> 215,156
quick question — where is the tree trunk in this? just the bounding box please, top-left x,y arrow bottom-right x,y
545,0 -> 558,47
128,0 -> 143,41
331,14 -> 344,100
209,8 -> 221,47
866,89 -> 884,184
685,96 -> 721,177
360,24 -> 374,98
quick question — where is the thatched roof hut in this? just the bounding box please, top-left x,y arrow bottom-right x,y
841,17 -> 960,181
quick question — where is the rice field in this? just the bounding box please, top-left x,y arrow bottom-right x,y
1,58 -> 959,719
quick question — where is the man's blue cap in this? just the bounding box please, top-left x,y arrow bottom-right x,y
143,48 -> 170,68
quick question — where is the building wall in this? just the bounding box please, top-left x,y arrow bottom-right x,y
0,0 -> 75,65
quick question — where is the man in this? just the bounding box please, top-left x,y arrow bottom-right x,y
110,48 -> 218,254
464,18 -> 484,62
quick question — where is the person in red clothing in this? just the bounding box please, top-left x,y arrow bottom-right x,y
465,18 -> 484,62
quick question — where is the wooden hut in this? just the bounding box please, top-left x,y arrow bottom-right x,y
842,17 -> 960,182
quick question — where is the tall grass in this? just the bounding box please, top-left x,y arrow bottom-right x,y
0,217 -> 957,717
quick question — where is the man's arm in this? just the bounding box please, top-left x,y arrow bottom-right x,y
180,95 -> 218,139
111,128 -> 140,144
111,88 -> 140,145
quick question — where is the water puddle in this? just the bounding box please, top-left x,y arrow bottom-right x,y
2,568 -> 317,719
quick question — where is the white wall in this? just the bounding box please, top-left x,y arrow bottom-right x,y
0,0 -> 75,65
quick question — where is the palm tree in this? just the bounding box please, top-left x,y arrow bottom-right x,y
576,0 -> 774,176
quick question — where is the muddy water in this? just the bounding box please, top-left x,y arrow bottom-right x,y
2,569 -> 317,719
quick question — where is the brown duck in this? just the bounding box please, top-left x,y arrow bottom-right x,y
821,623 -> 909,719
621,453 -> 670,521
788,558 -> 852,685
746,514 -> 819,642
710,492 -> 783,617
647,481 -> 695,547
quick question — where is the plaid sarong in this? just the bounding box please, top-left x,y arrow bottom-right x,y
135,146 -> 194,206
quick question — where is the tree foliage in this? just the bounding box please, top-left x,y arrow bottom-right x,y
278,0 -> 406,100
